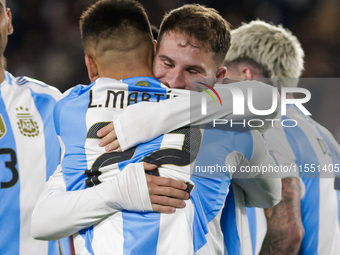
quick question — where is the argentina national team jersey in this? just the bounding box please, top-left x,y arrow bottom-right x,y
279,105 -> 340,254
55,76 -> 270,255
221,184 -> 255,255
0,71 -> 71,255
237,104 -> 340,255
221,195 -> 266,255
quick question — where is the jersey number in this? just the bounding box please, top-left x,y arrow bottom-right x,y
85,123 -> 202,187
0,148 -> 19,188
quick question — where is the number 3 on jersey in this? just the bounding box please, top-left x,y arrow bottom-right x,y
0,148 -> 19,188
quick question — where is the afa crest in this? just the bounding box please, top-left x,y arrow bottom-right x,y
16,106 -> 39,137
0,114 -> 6,139
136,81 -> 150,87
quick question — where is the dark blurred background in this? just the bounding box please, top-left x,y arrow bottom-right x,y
5,0 -> 340,140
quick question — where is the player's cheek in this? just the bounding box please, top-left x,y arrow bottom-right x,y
153,64 -> 167,79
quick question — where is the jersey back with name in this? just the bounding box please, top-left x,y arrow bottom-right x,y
55,76 -> 261,255
0,71 -> 70,255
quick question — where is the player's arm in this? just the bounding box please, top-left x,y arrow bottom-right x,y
258,123 -> 305,254
231,129 -> 282,208
98,81 -> 280,151
259,177 -> 304,255
31,163 -> 189,240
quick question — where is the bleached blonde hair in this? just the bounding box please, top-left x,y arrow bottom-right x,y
225,20 -> 305,88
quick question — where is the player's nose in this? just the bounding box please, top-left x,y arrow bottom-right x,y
167,70 -> 186,89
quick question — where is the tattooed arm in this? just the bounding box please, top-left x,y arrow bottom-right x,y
259,178 -> 305,255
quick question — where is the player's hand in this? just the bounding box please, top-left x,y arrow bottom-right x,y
97,122 -> 120,152
144,163 -> 189,214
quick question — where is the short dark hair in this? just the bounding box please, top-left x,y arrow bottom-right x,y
79,0 -> 152,50
158,4 -> 231,65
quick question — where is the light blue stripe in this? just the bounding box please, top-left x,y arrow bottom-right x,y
246,207 -> 257,255
4,71 -> 13,85
28,88 -> 60,180
58,237 -> 72,255
122,135 -> 163,254
282,116 -> 320,254
79,227 -> 95,255
122,212 -> 161,254
221,186 -> 241,255
191,187 -> 209,253
191,128 -> 233,220
117,135 -> 164,171
48,240 -> 58,255
59,84 -> 93,191
234,128 -> 253,162
0,92 -> 20,255
299,179 -> 320,255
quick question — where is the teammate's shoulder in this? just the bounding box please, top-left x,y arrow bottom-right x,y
13,74 -> 61,100
59,84 -> 88,100
53,84 -> 88,131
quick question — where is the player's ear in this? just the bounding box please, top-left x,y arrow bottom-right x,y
215,66 -> 227,84
241,66 -> 254,80
6,8 -> 13,35
85,55 -> 99,82
153,40 -> 157,55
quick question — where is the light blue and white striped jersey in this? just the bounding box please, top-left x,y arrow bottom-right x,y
221,184 -> 256,255
0,71 -> 71,255
221,181 -> 268,255
230,104 -> 340,255
55,76 -> 272,255
276,105 -> 340,254
222,203 -> 266,255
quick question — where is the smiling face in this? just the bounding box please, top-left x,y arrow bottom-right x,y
153,31 -> 226,90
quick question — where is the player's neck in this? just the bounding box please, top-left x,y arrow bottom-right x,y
100,63 -> 154,80
93,43 -> 155,80
0,69 -> 5,84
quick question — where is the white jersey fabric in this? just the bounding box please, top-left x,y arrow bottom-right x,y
54,76 -> 278,254
0,71 -> 71,255
237,104 -> 340,255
